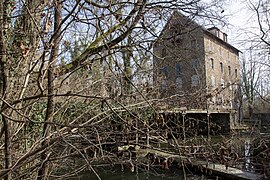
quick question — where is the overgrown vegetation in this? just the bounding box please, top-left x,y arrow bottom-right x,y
0,0 -> 269,180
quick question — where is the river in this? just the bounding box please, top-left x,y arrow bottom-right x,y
64,135 -> 263,180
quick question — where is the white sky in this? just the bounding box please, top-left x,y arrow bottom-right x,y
223,0 -> 261,51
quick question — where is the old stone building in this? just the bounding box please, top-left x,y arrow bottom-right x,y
153,12 -> 241,132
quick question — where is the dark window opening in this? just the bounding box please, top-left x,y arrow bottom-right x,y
175,63 -> 181,76
223,34 -> 228,42
175,37 -> 183,45
161,48 -> 167,58
220,62 -> 223,73
192,59 -> 199,70
228,66 -> 231,76
210,58 -> 214,69
160,67 -> 168,78
191,39 -> 197,48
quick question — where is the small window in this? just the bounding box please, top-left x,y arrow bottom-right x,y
192,59 -> 199,70
173,28 -> 182,36
220,62 -> 223,73
223,34 -> 228,42
161,79 -> 168,90
228,66 -> 231,76
216,31 -> 220,38
209,41 -> 213,52
176,77 -> 182,89
228,81 -> 232,90
210,58 -> 214,69
219,47 -> 222,57
160,67 -> 168,78
221,95 -> 224,105
211,96 -> 216,104
161,49 -> 167,58
175,63 -> 181,76
175,37 -> 183,45
191,39 -> 197,48
211,75 -> 215,87
191,75 -> 199,87
235,69 -> 238,78
154,42 -> 160,47
221,79 -> 225,88
160,67 -> 168,90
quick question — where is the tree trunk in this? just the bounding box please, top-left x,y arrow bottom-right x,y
37,0 -> 62,179
0,1 -> 12,179
122,36 -> 133,96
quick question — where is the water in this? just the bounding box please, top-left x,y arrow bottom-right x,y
243,139 -> 253,171
64,136 -> 259,180
76,166 -> 189,180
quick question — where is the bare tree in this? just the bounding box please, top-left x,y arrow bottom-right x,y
0,0 -> 229,179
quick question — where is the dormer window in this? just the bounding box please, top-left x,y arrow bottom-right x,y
223,34 -> 228,42
216,31 -> 220,38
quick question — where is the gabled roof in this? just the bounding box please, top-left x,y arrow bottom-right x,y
203,28 -> 241,53
154,11 -> 241,53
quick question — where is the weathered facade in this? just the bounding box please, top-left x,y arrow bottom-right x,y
153,12 -> 241,131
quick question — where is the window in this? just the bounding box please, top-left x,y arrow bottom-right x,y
210,58 -> 214,69
219,47 -> 222,58
228,81 -> 232,90
228,66 -> 231,76
175,63 -> 181,76
191,75 -> 199,87
221,95 -> 224,106
211,75 -> 215,87
211,96 -> 216,104
216,31 -> 220,38
223,34 -> 228,42
161,48 -> 167,58
160,67 -> 168,78
191,39 -> 197,48
220,62 -> 223,73
173,28 -> 182,36
221,78 -> 225,88
176,77 -> 182,89
209,41 -> 213,52
192,59 -> 199,70
160,67 -> 168,90
174,37 -> 183,45
235,69 -> 238,78
161,78 -> 168,90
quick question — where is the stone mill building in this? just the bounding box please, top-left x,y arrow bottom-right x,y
153,12 -> 241,134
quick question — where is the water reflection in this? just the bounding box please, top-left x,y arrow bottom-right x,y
243,139 -> 253,171
67,136 -> 258,179
76,166 -> 200,180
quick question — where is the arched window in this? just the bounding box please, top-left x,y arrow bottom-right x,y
220,62 -> 223,73
161,48 -> 167,58
210,58 -> 214,69
175,63 -> 181,76
176,77 -> 182,89
191,75 -> 199,87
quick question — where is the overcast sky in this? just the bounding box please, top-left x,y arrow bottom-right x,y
223,0 -> 260,51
